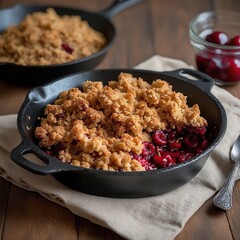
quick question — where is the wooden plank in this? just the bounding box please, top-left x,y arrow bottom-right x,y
0,178 -> 10,235
148,0 -> 213,65
0,81 -> 30,115
97,0 -> 152,69
176,196 -> 233,240
3,185 -> 78,240
213,0 -> 240,11
227,180 -> 240,240
77,217 -> 124,240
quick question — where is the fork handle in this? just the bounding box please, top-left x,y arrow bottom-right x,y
213,162 -> 240,211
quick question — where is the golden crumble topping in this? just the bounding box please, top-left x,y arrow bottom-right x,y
0,8 -> 106,65
35,73 -> 207,171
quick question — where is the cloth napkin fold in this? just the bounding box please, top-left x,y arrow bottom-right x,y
1,55 -> 240,240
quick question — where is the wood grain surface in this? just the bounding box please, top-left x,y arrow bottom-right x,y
0,0 -> 240,239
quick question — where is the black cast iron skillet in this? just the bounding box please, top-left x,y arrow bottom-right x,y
10,68 -> 227,198
0,0 -> 143,86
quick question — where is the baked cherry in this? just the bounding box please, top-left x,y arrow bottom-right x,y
187,126 -> 207,136
201,139 -> 210,149
183,133 -> 198,148
167,130 -> 177,140
131,153 -> 156,170
164,150 -> 181,159
142,142 -> 155,156
132,126 -> 209,170
152,154 -> 176,168
205,31 -> 229,45
139,157 -> 156,170
61,43 -> 74,54
152,130 -> 167,146
178,152 -> 194,163
168,139 -> 182,150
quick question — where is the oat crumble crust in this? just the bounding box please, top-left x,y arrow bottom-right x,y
35,73 -> 208,171
0,8 -> 106,65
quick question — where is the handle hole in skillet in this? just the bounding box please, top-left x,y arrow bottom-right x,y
179,71 -> 199,81
178,69 -> 211,84
23,153 -> 49,167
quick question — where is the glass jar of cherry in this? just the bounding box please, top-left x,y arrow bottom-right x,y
189,10 -> 240,86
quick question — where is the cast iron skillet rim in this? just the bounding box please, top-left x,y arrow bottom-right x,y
16,68 -> 227,176
0,4 -> 115,68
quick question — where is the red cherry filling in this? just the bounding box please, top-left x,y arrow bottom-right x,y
152,130 -> 167,146
178,152 -> 194,163
131,126 -> 209,170
183,133 -> 198,148
139,158 -> 157,170
131,153 -> 156,170
168,139 -> 182,150
142,142 -> 155,156
45,142 -> 65,157
152,154 -> 176,168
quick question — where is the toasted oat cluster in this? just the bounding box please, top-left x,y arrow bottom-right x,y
0,8 -> 106,65
35,73 -> 208,171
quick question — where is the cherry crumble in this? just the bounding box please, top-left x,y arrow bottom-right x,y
35,73 -> 209,172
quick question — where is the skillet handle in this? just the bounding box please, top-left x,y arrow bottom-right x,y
10,138 -> 71,175
165,68 -> 214,92
100,0 -> 144,19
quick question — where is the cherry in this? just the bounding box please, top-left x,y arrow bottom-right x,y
196,54 -> 217,76
205,31 -> 229,45
152,130 -> 167,146
226,36 -> 240,46
226,58 -> 240,82
164,150 -> 182,159
130,153 -> 142,161
61,43 -> 74,54
52,143 -> 65,153
131,153 -> 156,170
196,31 -> 240,84
168,139 -> 182,150
195,139 -> 209,154
196,53 -> 231,82
142,142 -> 155,156
178,152 -> 194,163
196,54 -> 213,74
201,139 -> 210,149
187,126 -> 207,136
183,133 -> 198,148
139,157 -> 157,170
55,112 -> 66,119
152,154 -> 176,168
167,130 -> 177,140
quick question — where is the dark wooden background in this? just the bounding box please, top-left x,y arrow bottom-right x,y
0,0 -> 240,239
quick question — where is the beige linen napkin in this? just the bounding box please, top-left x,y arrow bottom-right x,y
1,55 -> 240,240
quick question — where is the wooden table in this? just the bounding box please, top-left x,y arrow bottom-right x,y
1,0 -> 240,239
